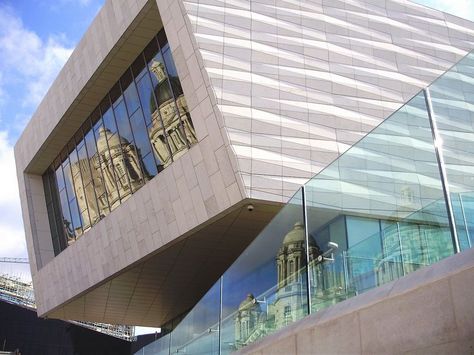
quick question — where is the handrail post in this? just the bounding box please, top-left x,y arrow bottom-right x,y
302,186 -> 313,314
423,88 -> 460,254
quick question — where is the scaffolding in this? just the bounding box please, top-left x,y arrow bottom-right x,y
0,260 -> 135,342
0,274 -> 35,309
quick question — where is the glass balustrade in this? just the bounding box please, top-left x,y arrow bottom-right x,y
136,50 -> 474,355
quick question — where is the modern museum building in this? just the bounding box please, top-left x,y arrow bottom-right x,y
14,0 -> 474,353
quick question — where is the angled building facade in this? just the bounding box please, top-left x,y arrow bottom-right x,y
14,0 -> 474,351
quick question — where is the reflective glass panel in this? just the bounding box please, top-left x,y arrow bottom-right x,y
141,333 -> 170,355
305,93 -> 453,312
44,29 -> 197,254
221,190 -> 307,354
102,101 -> 118,135
94,120 -> 121,211
123,72 -> 141,116
114,99 -> 134,143
429,51 -> 474,251
170,280 -> 221,355
59,188 -> 74,245
55,165 -> 65,192
85,127 -> 110,218
148,50 -> 190,162
130,108 -> 160,176
136,70 -> 156,125
114,99 -> 146,192
136,72 -> 173,168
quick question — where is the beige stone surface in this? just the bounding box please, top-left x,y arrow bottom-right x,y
450,267 -> 474,340
360,279 -> 457,353
179,0 -> 474,202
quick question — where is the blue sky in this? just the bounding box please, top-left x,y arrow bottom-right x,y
0,0 -> 473,262
0,0 -> 104,262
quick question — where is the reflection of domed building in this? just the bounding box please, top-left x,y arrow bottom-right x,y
67,127 -> 146,234
273,222 -> 320,328
234,222 -> 321,348
234,294 -> 264,348
96,127 -> 144,206
148,60 -> 197,167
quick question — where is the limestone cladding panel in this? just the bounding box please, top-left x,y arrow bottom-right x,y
172,0 -> 474,202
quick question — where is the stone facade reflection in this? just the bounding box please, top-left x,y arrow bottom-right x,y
47,30 -> 199,253
234,222 -> 320,349
234,222 -> 357,350
66,127 -> 146,236
149,60 -> 197,167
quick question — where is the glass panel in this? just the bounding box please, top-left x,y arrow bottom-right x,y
163,48 -> 198,146
143,37 -> 159,63
114,100 -> 134,143
157,30 -> 167,49
102,100 -> 118,135
85,127 -> 110,219
136,73 -> 173,167
74,144 -> 92,230
429,51 -> 474,251
170,280 -> 221,355
221,190 -> 307,354
43,171 -> 53,204
136,73 -> 156,127
142,152 -> 158,178
106,132 -> 131,202
69,197 -> 83,238
114,99 -> 146,192
132,54 -> 146,81
123,75 -> 141,116
149,51 -> 190,160
94,121 -> 121,211
305,93 -> 453,313
67,145 -> 91,231
55,165 -> 65,192
43,173 -> 61,255
140,333 -> 170,355
162,48 -> 182,97
48,171 -> 68,251
110,82 -> 121,104
62,161 -> 76,203
59,188 -> 74,244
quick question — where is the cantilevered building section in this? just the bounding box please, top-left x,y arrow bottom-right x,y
14,0 -> 474,341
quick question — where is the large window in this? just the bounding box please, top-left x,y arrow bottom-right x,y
43,29 -> 197,255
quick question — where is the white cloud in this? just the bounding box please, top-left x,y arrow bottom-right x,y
0,6 -> 73,275
0,5 -> 73,115
0,130 -> 26,260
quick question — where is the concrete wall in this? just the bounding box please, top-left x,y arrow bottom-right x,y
237,247 -> 474,355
